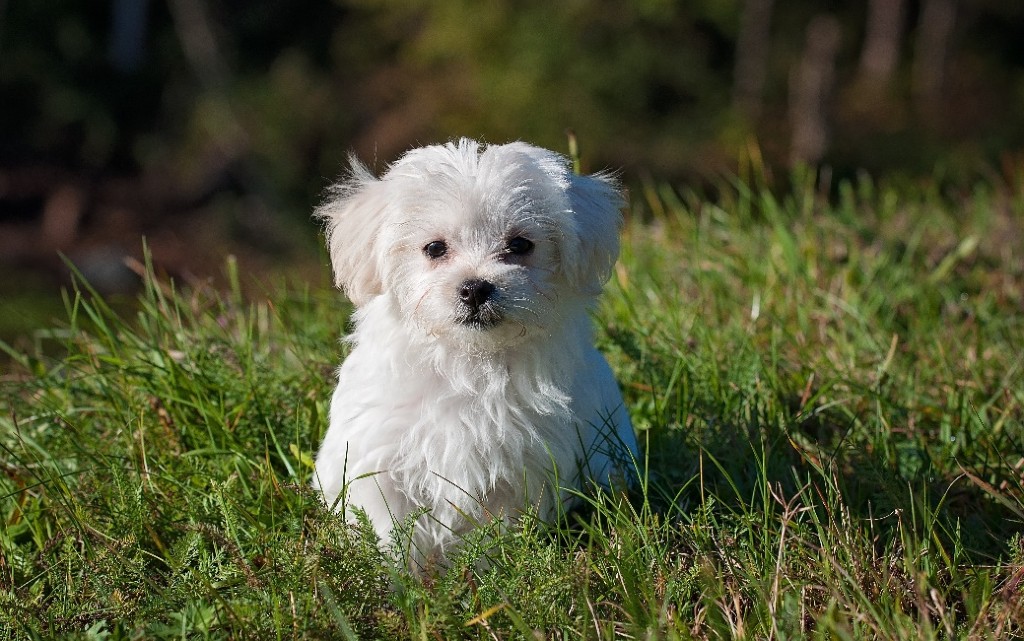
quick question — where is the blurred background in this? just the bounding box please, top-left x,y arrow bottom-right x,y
2,0 -> 1023,339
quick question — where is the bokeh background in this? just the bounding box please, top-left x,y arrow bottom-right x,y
2,0 -> 1024,339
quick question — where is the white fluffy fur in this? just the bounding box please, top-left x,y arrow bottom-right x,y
313,139 -> 637,569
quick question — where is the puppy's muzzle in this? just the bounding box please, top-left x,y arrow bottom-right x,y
458,278 -> 501,327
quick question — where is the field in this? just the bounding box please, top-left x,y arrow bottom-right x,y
2,169 -> 1023,638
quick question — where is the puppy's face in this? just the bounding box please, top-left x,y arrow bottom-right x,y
318,140 -> 623,351
385,175 -> 563,348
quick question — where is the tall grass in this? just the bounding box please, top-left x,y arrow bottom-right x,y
2,172 -> 1023,638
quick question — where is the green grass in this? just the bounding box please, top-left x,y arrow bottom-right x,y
2,171 -> 1023,639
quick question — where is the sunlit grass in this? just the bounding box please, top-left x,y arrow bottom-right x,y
2,172 -> 1023,638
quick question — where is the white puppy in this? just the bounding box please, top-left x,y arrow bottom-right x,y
313,139 -> 637,569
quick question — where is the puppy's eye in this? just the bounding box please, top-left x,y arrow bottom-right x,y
505,237 -> 534,255
424,240 -> 448,259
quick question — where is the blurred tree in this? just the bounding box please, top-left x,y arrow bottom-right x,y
789,14 -> 841,167
857,0 -> 904,88
733,0 -> 774,121
842,0 -> 906,136
109,0 -> 153,73
913,0 -> 957,126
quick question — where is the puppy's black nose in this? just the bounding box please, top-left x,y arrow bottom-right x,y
459,279 -> 495,309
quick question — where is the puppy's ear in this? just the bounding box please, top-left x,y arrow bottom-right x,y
562,172 -> 625,295
316,156 -> 389,306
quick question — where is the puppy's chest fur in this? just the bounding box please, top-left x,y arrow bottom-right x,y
388,358 -> 579,512
334,300 -> 587,518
